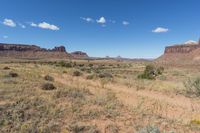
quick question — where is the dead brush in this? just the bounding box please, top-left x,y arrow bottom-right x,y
44,75 -> 54,82
42,82 -> 56,90
3,66 -> 10,70
8,72 -> 19,78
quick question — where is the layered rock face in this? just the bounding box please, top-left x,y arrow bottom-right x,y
164,44 -> 200,54
157,39 -> 200,64
0,43 -> 66,52
71,51 -> 89,58
0,43 -> 89,59
51,46 -> 66,52
0,43 -> 70,59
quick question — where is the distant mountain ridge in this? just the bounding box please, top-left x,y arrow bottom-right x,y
0,43 -> 88,59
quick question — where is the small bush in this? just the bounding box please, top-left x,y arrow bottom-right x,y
86,74 -> 95,80
3,66 -> 10,70
58,61 -> 72,68
73,70 -> 82,77
78,64 -> 84,67
89,64 -> 93,67
184,78 -> 200,97
98,72 -> 113,78
138,65 -> 164,80
42,83 -> 56,90
157,66 -> 164,75
44,75 -> 54,81
8,72 -> 19,78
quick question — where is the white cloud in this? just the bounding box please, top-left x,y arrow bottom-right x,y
97,17 -> 106,24
38,22 -> 59,30
19,23 -> 26,28
122,21 -> 130,26
3,36 -> 8,39
30,22 -> 59,30
30,22 -> 37,27
152,27 -> 169,33
80,17 -> 94,23
3,19 -> 16,27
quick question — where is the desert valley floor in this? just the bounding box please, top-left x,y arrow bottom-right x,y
0,58 -> 200,133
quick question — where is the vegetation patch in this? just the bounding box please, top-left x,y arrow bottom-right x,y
0,97 -> 62,133
105,124 -> 119,133
8,72 -> 19,78
184,77 -> 200,97
98,72 -> 113,78
86,74 -> 95,80
56,61 -> 72,68
3,66 -> 10,70
44,75 -> 54,82
55,87 -> 91,100
73,70 -> 82,77
137,125 -> 160,133
68,123 -> 100,133
138,65 -> 164,80
42,83 -> 56,90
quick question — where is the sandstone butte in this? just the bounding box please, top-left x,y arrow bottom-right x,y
0,43 -> 88,59
157,39 -> 200,64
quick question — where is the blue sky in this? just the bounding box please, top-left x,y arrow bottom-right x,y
0,0 -> 200,58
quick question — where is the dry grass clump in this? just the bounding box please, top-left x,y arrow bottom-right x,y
73,70 -> 82,77
44,75 -> 54,81
68,123 -> 100,133
184,77 -> 200,97
57,60 -> 72,68
0,97 -> 62,133
105,124 -> 119,133
42,82 -> 56,90
55,87 -> 92,100
137,125 -> 160,133
93,91 -> 123,118
86,74 -> 95,80
98,72 -> 113,78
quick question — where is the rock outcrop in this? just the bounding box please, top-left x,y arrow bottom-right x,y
71,51 -> 89,58
0,43 -> 70,59
164,43 -> 200,54
157,39 -> 200,64
51,46 -> 66,52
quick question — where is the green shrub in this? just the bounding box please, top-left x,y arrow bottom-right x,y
58,61 -> 72,68
157,66 -> 164,75
184,78 -> 200,97
138,65 -> 164,80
